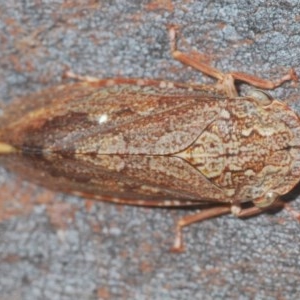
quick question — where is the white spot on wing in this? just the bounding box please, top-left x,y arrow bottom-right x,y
98,114 -> 108,124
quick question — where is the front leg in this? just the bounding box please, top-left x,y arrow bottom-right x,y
171,199 -> 286,253
169,27 -> 298,97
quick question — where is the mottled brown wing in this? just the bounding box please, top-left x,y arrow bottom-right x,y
0,81 -> 227,205
0,152 -> 225,206
0,82 -> 224,155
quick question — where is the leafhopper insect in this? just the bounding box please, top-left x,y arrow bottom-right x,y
0,28 -> 298,251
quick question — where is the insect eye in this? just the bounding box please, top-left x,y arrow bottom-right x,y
253,191 -> 279,208
247,89 -> 273,106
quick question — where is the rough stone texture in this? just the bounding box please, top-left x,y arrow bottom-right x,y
1,1 -> 300,299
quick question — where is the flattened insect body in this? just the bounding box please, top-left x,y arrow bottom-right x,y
0,28 -> 299,251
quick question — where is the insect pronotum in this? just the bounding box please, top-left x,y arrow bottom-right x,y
0,28 -> 299,252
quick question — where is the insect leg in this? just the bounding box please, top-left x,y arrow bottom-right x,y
229,69 -> 298,89
169,27 -> 298,95
171,206 -> 232,253
232,198 -> 286,220
64,70 -> 181,90
63,70 -> 103,83
169,27 -> 224,82
171,199 -> 287,253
